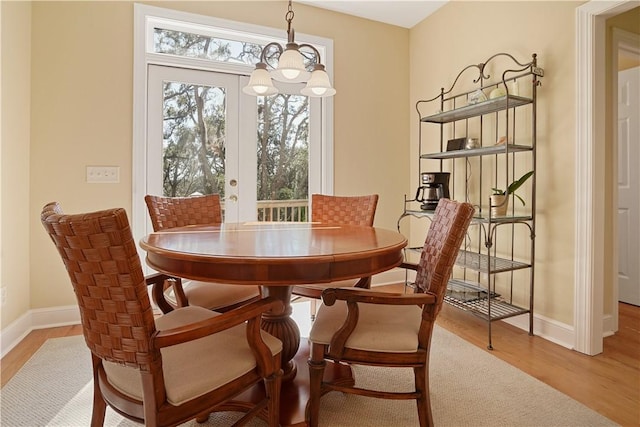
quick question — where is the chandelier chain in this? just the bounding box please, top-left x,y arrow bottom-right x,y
286,1 -> 295,31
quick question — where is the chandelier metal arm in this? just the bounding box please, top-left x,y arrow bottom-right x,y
297,43 -> 321,66
260,42 -> 285,65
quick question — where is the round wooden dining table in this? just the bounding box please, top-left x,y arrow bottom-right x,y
140,221 -> 407,426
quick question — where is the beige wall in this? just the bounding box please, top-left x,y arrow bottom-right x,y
410,1 -> 579,325
1,2 -> 32,328
3,0 -> 629,337
16,1 -> 410,325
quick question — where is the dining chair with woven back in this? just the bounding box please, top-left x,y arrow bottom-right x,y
41,202 -> 283,427
292,193 -> 379,320
306,198 -> 475,427
144,194 -> 261,314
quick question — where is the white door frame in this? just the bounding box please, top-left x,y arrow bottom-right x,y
574,0 -> 638,355
612,29 -> 640,324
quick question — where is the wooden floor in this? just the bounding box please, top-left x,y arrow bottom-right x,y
2,297 -> 639,426
436,301 -> 640,427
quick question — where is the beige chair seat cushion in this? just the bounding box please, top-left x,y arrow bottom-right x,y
166,280 -> 260,310
309,300 -> 423,353
103,306 -> 282,406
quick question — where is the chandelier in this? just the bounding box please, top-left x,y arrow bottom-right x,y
242,1 -> 336,98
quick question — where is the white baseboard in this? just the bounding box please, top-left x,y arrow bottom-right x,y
602,313 -> 615,338
1,305 -> 80,358
503,313 -> 575,350
1,311 -> 32,358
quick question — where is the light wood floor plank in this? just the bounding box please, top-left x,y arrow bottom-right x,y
0,324 -> 83,388
435,302 -> 639,427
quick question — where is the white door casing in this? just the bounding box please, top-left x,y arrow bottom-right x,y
617,65 -> 640,306
574,0 -> 638,355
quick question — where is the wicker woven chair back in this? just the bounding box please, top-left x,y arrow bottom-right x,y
145,194 -> 223,231
413,199 -> 475,315
311,194 -> 378,226
41,202 -> 158,370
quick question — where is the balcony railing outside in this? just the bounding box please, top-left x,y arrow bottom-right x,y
257,199 -> 308,222
220,199 -> 309,222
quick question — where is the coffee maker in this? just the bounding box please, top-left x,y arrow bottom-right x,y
415,172 -> 451,210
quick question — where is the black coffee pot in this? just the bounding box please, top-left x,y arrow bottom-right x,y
415,172 -> 451,210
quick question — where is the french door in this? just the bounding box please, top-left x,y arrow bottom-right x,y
146,64 -> 322,228
147,65 -> 256,222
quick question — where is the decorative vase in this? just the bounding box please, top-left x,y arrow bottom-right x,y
490,194 -> 509,217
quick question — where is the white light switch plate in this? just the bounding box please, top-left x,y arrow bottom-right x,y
86,166 -> 120,183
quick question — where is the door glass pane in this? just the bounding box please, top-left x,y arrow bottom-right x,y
162,81 -> 226,197
153,28 -> 262,65
256,94 -> 310,222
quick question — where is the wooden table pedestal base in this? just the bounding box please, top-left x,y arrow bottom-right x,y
216,339 -> 354,427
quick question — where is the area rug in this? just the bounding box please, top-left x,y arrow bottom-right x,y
1,326 -> 616,427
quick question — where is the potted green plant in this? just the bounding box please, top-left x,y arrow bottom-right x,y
490,171 -> 534,216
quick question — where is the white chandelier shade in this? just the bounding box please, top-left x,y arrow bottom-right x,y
301,64 -> 336,97
271,44 -> 311,83
242,63 -> 278,96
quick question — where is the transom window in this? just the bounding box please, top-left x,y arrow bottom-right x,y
153,28 -> 263,65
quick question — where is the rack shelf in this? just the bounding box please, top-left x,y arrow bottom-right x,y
421,95 -> 533,124
444,293 -> 530,322
456,250 -> 531,273
400,52 -> 542,349
444,279 -> 529,321
421,144 -> 532,160
399,207 -> 533,223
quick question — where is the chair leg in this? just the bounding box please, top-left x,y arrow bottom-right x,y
307,344 -> 327,427
310,299 -> 318,321
90,387 -> 107,427
90,365 -> 107,427
414,365 -> 434,427
265,371 -> 282,427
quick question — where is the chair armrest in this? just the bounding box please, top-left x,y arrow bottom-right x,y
321,288 -> 436,306
152,297 -> 283,376
146,273 -> 175,314
398,262 -> 418,271
321,288 -> 437,360
152,297 -> 283,348
145,273 -> 172,286
292,284 -> 326,299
